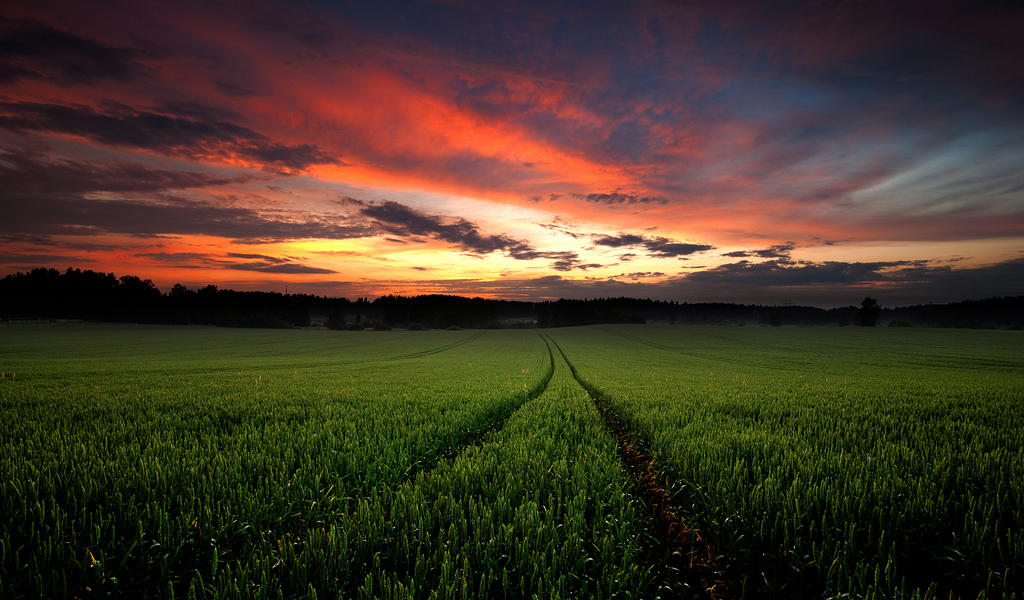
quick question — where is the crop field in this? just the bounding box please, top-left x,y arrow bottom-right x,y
0,323 -> 1021,599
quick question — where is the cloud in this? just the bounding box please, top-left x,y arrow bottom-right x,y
667,257 -> 1024,306
232,262 -> 336,274
367,257 -> 1024,306
0,252 -> 94,265
0,235 -> 122,252
0,148 -> 248,195
591,233 -> 645,247
722,242 -> 796,259
1,193 -> 372,242
216,81 -> 258,97
645,238 -> 715,258
0,101 -> 338,171
684,259 -> 919,286
0,18 -> 150,85
137,251 -> 336,274
0,148 -> 369,243
1,2 -> 1021,301
361,200 -> 526,255
592,233 -> 713,257
538,218 -> 585,239
226,253 -> 288,263
136,252 -> 210,263
550,255 -> 601,272
575,192 -> 668,205
360,200 -> 588,268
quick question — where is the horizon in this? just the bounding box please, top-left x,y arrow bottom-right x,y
2,1 -> 1023,305
7,265 -> 1023,311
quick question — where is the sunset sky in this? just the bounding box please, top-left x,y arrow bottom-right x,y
1,0 -> 1022,305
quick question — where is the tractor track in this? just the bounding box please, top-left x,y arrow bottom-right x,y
403,333 -> 555,485
545,334 -> 735,600
389,330 -> 485,360
295,333 -> 555,536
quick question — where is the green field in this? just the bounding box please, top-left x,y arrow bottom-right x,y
1,324 -> 1021,599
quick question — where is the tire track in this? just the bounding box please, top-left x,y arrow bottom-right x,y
179,337 -> 556,600
546,334 -> 735,600
295,333 -> 554,536
388,330 -> 485,360
403,332 -> 555,484
319,333 -> 557,600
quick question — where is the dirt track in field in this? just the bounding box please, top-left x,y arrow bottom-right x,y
545,333 -> 735,600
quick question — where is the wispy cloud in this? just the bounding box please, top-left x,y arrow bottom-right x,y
2,193 -> 372,242
0,101 -> 338,172
137,251 -> 336,274
575,191 -> 668,205
0,18 -> 151,85
0,147 -> 249,194
592,233 -> 713,258
358,199 -> 587,269
722,242 -> 796,259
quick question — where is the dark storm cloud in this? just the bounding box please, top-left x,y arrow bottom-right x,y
722,242 -> 796,259
0,18 -> 150,85
360,200 -> 589,268
0,101 -> 337,171
592,233 -> 713,258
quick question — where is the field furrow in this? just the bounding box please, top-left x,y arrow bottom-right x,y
390,331 -> 486,360
549,335 -> 734,600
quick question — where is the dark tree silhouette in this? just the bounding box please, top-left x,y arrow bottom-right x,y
1,267 -> 1022,329
857,297 -> 881,327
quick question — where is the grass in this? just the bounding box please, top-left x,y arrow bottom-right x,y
1,323 -> 1021,599
549,325 -> 1024,599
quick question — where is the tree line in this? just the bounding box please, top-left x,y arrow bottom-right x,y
2,268 -> 1021,329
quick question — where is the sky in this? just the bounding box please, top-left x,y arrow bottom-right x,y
1,0 -> 1022,306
